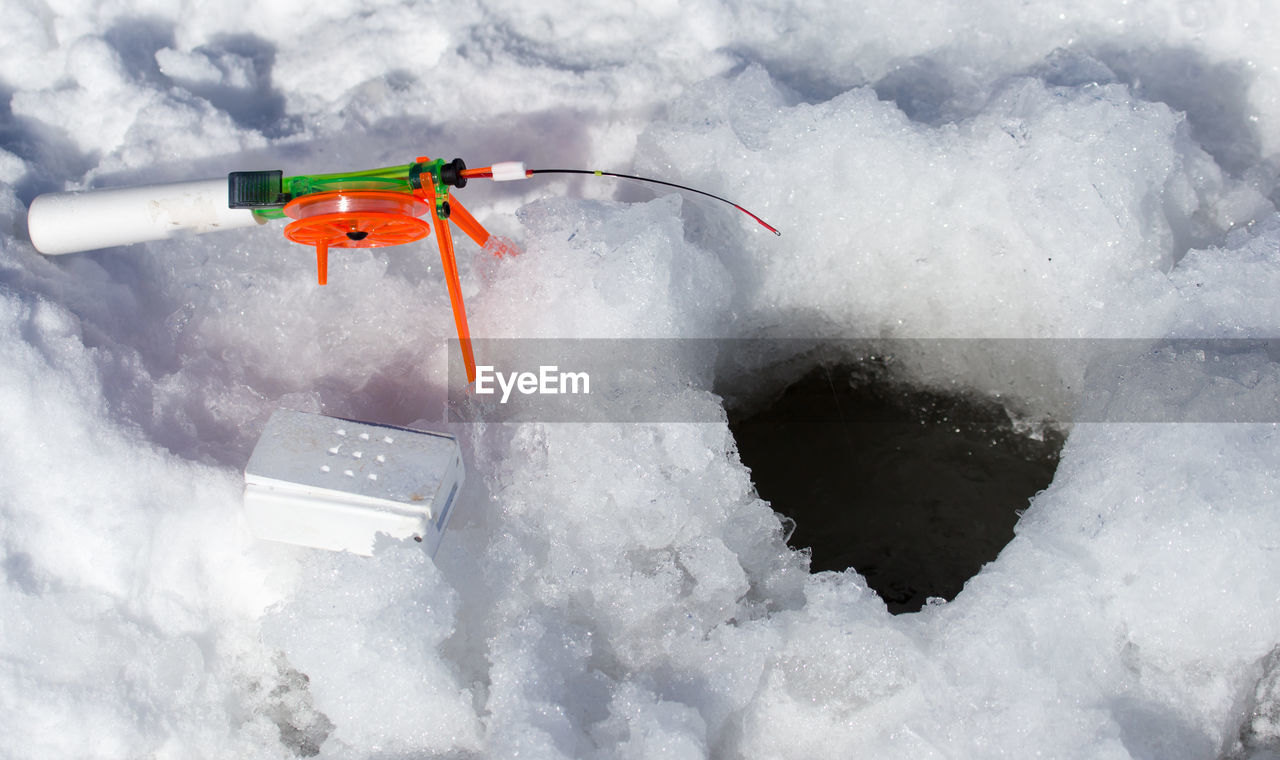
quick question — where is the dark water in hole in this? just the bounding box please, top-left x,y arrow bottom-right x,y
728,364 -> 1064,614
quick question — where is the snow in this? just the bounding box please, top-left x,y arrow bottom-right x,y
2,1 -> 1280,758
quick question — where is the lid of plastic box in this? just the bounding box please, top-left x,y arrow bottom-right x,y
245,409 -> 461,509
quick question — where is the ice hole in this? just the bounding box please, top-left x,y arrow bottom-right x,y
727,361 -> 1064,614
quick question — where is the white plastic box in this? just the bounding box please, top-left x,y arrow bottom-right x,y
244,409 -> 464,557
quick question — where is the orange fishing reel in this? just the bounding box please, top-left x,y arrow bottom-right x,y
231,156 -> 511,382
282,190 -> 432,281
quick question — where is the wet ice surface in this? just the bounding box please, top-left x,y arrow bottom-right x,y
3,2 -> 1280,758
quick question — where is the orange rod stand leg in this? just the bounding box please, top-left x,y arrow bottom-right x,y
430,204 -> 477,383
316,242 -> 328,285
446,197 -> 491,248
414,155 -> 491,249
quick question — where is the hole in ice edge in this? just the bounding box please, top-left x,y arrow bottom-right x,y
727,360 -> 1064,614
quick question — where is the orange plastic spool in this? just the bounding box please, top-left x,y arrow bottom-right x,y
283,191 -> 432,284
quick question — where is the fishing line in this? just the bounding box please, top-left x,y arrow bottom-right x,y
463,165 -> 780,236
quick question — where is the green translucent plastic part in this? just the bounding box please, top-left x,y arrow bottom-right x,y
252,162 -> 431,220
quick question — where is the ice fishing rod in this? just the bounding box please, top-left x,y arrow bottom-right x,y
26,156 -> 777,382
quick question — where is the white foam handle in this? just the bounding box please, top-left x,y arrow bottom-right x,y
27,178 -> 267,255
490,161 -> 527,181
